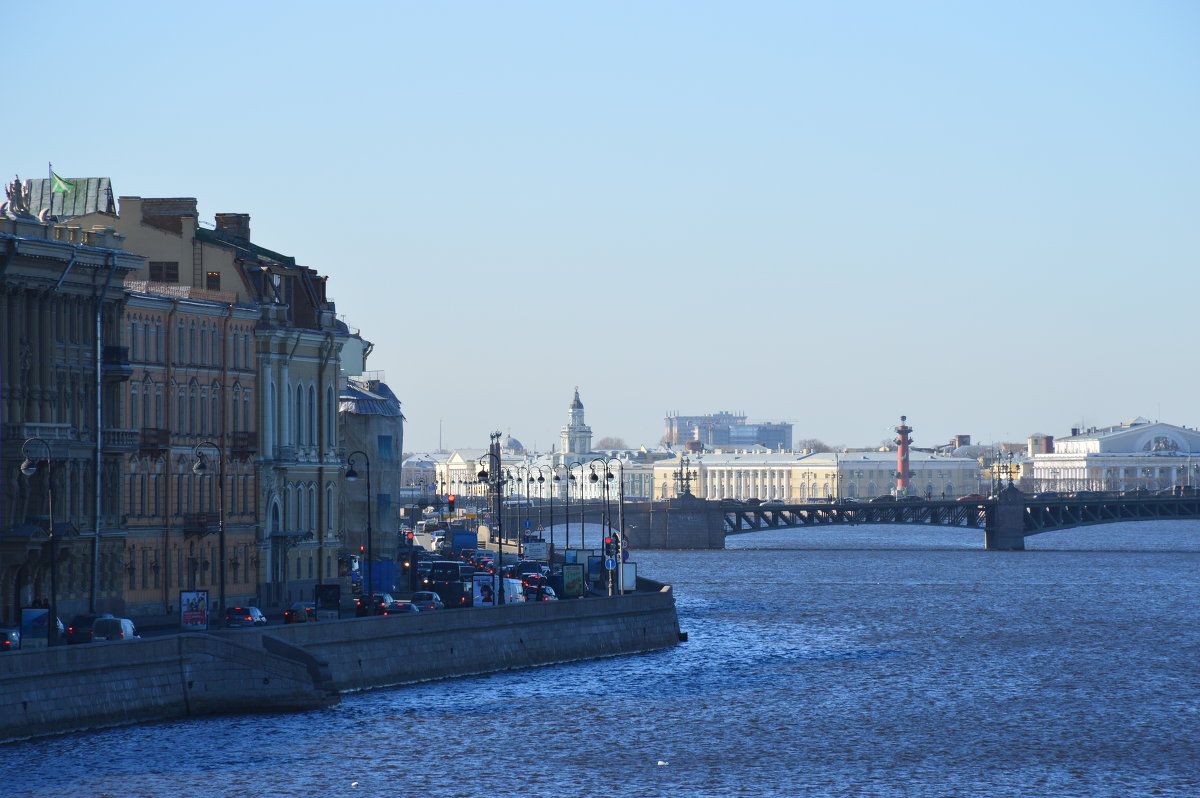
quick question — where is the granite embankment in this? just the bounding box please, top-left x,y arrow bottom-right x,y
0,581 -> 679,743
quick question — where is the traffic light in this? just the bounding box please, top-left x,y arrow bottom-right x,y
447,494 -> 456,513
405,529 -> 415,546
604,534 -> 618,557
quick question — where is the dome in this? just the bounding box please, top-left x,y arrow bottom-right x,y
570,387 -> 584,410
502,434 -> 525,454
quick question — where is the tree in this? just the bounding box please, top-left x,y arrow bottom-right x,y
595,436 -> 628,450
795,438 -> 832,453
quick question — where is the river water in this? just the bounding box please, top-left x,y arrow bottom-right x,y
5,521 -> 1198,797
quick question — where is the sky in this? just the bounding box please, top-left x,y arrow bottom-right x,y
7,1 -> 1199,453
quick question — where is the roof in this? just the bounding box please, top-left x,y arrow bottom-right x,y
194,226 -> 295,266
24,177 -> 115,219
339,381 -> 402,417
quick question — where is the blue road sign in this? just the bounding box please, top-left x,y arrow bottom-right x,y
605,557 -> 617,570
524,520 -> 532,528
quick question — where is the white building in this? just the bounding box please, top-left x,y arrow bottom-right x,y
1029,417 -> 1200,492
654,450 -> 982,501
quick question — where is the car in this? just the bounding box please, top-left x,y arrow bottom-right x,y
1032,492 -> 1061,500
523,584 -> 558,602
899,496 -> 924,502
65,613 -> 116,644
957,494 -> 987,501
224,606 -> 267,628
355,593 -> 397,617
92,617 -> 139,641
0,628 -> 20,651
869,495 -> 896,503
381,601 -> 420,615
840,497 -> 861,504
762,499 -> 785,505
410,591 -> 445,611
284,602 -> 318,623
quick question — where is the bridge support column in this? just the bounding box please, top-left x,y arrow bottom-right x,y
626,497 -> 724,549
985,486 -> 1026,551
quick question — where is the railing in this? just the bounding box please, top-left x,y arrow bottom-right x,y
102,428 -> 140,452
2,423 -> 76,442
231,430 -> 257,452
123,279 -> 237,304
140,428 -> 170,451
182,512 -> 220,533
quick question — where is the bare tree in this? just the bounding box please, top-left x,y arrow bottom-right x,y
795,438 -> 832,453
595,436 -> 628,450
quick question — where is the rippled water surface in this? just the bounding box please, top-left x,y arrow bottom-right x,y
5,522 -> 1199,797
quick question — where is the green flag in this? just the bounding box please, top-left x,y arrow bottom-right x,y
51,172 -> 74,193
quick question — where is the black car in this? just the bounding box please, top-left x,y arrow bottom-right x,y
65,613 -> 116,645
0,628 -> 19,651
869,495 -> 896,503
355,593 -> 397,617
224,606 -> 267,628
381,601 -> 420,615
284,602 -> 318,623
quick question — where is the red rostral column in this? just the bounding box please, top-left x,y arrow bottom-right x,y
894,415 -> 913,496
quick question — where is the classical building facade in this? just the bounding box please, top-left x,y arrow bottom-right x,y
1,190 -> 140,625
69,195 -> 348,611
653,450 -> 982,501
1029,418 -> 1200,492
339,372 -> 404,570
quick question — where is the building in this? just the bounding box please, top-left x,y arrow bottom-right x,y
653,450 -> 981,501
559,388 -> 592,461
1028,417 -> 1200,492
66,193 -> 349,611
339,371 -> 404,570
663,410 -> 792,450
1,180 -> 141,625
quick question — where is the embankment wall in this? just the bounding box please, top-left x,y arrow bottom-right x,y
0,585 -> 679,743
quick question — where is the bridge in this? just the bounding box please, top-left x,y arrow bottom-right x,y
717,487 -> 1200,550
488,488 -> 1200,552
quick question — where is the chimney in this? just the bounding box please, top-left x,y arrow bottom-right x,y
215,213 -> 251,241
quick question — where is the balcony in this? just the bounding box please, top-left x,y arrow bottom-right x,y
102,428 -> 140,453
140,428 -> 170,453
102,345 -> 133,382
182,512 -> 219,535
231,430 -> 257,454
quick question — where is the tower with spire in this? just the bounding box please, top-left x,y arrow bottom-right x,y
560,386 -> 593,460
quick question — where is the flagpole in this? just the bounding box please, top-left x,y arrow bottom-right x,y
48,161 -> 54,217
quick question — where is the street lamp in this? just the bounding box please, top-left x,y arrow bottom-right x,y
346,451 -> 373,610
477,432 -> 507,605
21,438 -> 58,646
604,457 -> 626,595
191,440 -> 227,615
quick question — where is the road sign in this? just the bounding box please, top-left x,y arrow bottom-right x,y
622,547 -> 630,562
524,520 -> 532,528
605,557 -> 617,570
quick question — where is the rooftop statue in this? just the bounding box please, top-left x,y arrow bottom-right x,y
3,174 -> 32,218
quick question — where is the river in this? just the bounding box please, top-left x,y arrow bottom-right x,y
5,521 -> 1198,797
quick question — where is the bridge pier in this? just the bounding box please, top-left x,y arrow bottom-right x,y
985,486 -> 1026,551
625,497 -> 725,550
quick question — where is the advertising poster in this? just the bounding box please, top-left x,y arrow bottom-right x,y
561,563 -> 585,598
473,572 -> 496,606
180,590 -> 209,631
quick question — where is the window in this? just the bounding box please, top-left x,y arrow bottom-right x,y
149,261 -> 179,282
206,271 -> 221,291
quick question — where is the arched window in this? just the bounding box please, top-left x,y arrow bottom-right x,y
243,390 -> 251,435
177,388 -> 187,433
308,484 -> 317,532
326,483 -> 334,529
130,387 -> 140,429
308,385 -> 316,446
189,380 -> 200,436
142,320 -> 152,361
141,379 -> 152,428
189,323 -> 198,365
231,331 -> 240,369
326,386 -> 335,445
295,384 -> 304,445
199,384 -> 209,436
129,320 -> 138,361
211,381 -> 222,435
177,321 -> 185,362
155,386 -> 163,427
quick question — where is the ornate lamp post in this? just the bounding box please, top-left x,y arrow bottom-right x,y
346,451 -> 373,610
21,438 -> 58,646
604,457 -> 626,595
191,440 -> 227,615
477,432 -> 507,604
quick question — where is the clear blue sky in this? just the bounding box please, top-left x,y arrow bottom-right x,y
9,1 -> 1199,452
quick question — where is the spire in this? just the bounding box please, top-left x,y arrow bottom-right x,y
571,386 -> 583,410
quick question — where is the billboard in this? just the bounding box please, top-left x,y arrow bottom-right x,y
560,563 -> 585,598
180,590 -> 209,631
